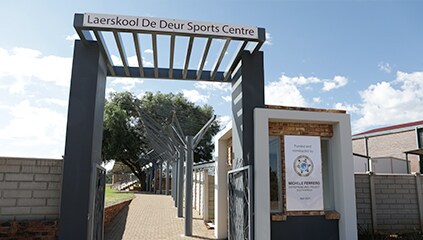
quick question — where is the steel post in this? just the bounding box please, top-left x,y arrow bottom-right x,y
185,136 -> 194,236
177,146 -> 184,218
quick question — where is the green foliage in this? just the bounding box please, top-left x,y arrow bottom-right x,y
102,92 -> 146,188
102,91 -> 220,187
140,92 -> 219,162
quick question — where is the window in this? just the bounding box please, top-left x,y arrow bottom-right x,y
269,136 -> 282,212
418,128 -> 423,148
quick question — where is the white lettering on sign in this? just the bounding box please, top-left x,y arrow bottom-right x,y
83,13 -> 259,40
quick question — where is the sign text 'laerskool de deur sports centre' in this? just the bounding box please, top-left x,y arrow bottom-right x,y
83,13 -> 259,40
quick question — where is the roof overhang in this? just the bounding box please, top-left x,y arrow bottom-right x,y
404,148 -> 423,156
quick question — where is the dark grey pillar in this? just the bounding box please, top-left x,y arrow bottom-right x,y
230,50 -> 264,240
172,162 -> 176,201
177,147 -> 184,218
185,136 -> 194,236
145,172 -> 150,192
59,40 -> 107,240
231,50 -> 264,168
159,162 -> 163,194
149,168 -> 154,192
172,162 -> 177,204
154,163 -> 158,193
166,161 -> 170,195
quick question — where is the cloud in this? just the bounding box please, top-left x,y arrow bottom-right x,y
217,115 -> 231,127
265,74 -> 348,107
265,75 -> 307,107
110,77 -> 144,91
378,62 -> 392,73
144,49 -> 153,54
112,54 -> 153,67
182,89 -> 209,104
322,76 -> 348,91
333,102 -> 359,113
37,98 -> 68,107
194,82 -> 231,92
0,100 -> 66,157
105,87 -> 117,99
222,96 -> 231,102
0,47 -> 72,93
352,71 -> 423,133
312,97 -> 321,104
264,32 -> 273,46
65,33 -> 79,41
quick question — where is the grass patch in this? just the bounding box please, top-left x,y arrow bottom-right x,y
105,184 -> 134,207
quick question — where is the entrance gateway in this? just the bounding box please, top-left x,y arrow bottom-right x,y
60,13 -> 357,240
60,12 -> 265,240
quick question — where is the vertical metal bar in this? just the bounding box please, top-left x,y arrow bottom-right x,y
197,37 -> 212,80
183,36 -> 194,79
92,31 -> 116,76
169,35 -> 175,79
145,171 -> 150,192
369,172 -> 377,233
211,39 -> 230,80
177,147 -> 184,218
133,33 -> 145,77
406,153 -> 410,174
365,137 -> 371,172
152,33 -> 159,78
154,163 -> 158,193
166,161 -> 170,195
223,41 -> 247,82
151,166 -> 154,192
185,136 -> 194,236
172,162 -> 175,198
113,31 -> 130,77
159,162 -> 163,194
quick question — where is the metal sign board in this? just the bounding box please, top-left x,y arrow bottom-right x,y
83,13 -> 259,40
284,135 -> 324,211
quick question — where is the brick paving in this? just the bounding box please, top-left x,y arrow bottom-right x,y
104,193 -> 215,240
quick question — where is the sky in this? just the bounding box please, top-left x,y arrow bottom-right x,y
0,1 -> 422,159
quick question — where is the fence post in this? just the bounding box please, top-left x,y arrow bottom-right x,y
369,171 -> 377,233
203,170 -> 209,221
415,172 -> 423,232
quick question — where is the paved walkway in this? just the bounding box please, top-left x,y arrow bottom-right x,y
105,193 -> 215,240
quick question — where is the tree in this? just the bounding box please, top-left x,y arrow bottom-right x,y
102,92 -> 146,188
140,92 -> 219,162
102,91 -> 220,189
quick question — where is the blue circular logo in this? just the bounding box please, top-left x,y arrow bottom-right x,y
293,155 -> 314,177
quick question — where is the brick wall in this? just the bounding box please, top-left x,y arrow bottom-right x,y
355,173 -> 423,233
0,157 -> 63,221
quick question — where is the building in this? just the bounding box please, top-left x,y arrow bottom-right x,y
214,105 -> 357,240
352,120 -> 423,173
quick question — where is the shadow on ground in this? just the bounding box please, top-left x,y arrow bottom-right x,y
104,205 -> 129,240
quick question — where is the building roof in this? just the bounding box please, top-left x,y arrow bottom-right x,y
354,120 -> 423,137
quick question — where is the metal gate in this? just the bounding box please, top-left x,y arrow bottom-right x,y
228,165 -> 253,240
